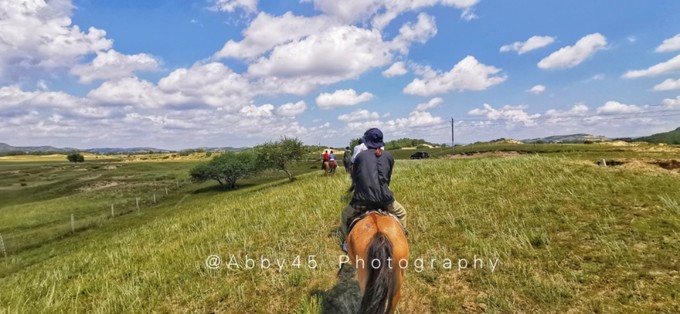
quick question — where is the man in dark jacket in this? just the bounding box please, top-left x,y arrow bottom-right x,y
340,128 -> 406,237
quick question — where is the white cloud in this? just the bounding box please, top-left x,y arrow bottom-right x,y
210,0 -> 258,13
500,36 -> 555,55
662,96 -> 680,108
338,109 -> 380,122
158,62 -> 252,110
0,0 -> 112,81
595,101 -> 642,114
404,55 -> 507,96
239,104 -> 274,118
415,97 -> 443,111
316,89 -> 374,109
71,50 -> 160,83
544,103 -> 590,118
653,78 -> 680,91
469,104 -> 540,126
213,12 -> 335,60
372,0 -> 479,30
276,100 -> 307,116
538,33 -> 607,69
623,54 -> 680,78
382,61 -> 408,77
656,34 -> 680,53
391,13 -> 437,54
527,85 -> 546,95
247,25 -> 392,85
460,8 -> 478,21
87,77 -> 181,109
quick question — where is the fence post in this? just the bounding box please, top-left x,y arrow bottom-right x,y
165,187 -> 168,196
136,197 -> 140,210
176,180 -> 179,189
111,204 -> 115,217
0,234 -> 7,264
71,214 -> 75,233
153,193 -> 156,204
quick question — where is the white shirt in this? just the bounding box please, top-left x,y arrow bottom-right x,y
351,143 -> 385,163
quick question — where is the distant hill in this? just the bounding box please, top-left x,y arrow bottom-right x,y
638,127 -> 680,144
0,143 -> 246,155
0,143 -> 76,153
523,134 -> 610,143
385,138 -> 438,149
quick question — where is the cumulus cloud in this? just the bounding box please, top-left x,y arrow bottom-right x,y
460,8 -> 478,21
213,12 -> 335,60
404,56 -> 507,96
500,35 -> 555,54
338,109 -> 380,122
544,103 -> 589,118
538,33 -> 607,69
595,101 -> 642,114
623,54 -> 680,78
210,0 -> 258,13
276,100 -> 307,116
0,0 -> 112,81
382,61 -> 408,77
653,78 -> 680,91
391,13 -> 437,54
307,0 -> 478,30
239,104 -> 274,118
527,85 -> 546,94
415,97 -> 443,111
316,89 -> 374,109
468,104 -> 540,126
158,62 -> 252,110
71,50 -> 160,83
247,25 -> 392,85
662,96 -> 680,108
656,34 -> 680,53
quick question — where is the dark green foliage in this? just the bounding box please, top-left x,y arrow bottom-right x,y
638,127 -> 680,144
385,138 -> 435,150
349,138 -> 362,148
254,137 -> 305,181
189,151 -> 258,189
66,152 -> 85,163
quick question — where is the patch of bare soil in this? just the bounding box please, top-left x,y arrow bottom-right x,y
594,159 -> 680,175
78,181 -> 119,192
447,151 -> 522,159
103,164 -> 120,170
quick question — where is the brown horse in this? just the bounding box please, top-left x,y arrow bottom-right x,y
347,212 -> 409,313
323,160 -> 338,175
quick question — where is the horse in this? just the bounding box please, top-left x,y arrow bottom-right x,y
346,212 -> 409,313
323,160 -> 337,175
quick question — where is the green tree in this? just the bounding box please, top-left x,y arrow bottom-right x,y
190,152 -> 258,189
67,152 -> 85,163
349,138 -> 362,148
255,137 -> 305,181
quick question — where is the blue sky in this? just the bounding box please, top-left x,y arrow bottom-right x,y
1,0 -> 680,149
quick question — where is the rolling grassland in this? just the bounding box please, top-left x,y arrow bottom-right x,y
0,149 -> 679,313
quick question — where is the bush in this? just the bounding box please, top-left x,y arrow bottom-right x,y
190,151 -> 258,189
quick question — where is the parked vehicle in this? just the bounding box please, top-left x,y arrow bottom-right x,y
410,152 -> 430,159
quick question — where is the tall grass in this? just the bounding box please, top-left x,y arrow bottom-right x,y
0,155 -> 678,313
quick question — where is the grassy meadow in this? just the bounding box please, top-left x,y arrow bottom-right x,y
0,144 -> 679,313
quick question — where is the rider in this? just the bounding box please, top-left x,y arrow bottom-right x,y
342,146 -> 352,173
341,128 -> 407,248
322,150 -> 329,169
329,150 -> 336,163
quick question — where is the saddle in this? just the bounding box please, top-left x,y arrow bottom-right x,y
345,204 -> 403,236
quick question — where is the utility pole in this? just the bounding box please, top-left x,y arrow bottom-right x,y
451,117 -> 455,153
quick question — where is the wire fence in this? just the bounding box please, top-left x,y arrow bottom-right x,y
0,178 -> 192,259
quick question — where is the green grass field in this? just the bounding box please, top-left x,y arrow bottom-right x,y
0,145 -> 679,313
